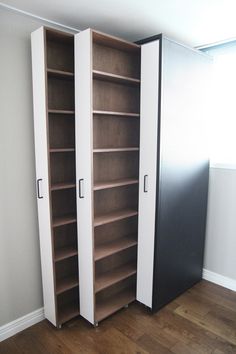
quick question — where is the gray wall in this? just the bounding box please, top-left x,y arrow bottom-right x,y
204,167 -> 236,280
0,8 -> 74,327
0,6 -> 235,329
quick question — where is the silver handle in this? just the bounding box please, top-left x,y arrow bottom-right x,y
37,179 -> 43,199
144,175 -> 148,193
79,179 -> 84,198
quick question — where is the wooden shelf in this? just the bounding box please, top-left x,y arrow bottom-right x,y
96,288 -> 135,322
93,70 -> 140,86
95,263 -> 136,293
94,209 -> 138,227
58,302 -> 80,325
47,68 -> 74,79
56,275 -> 79,295
93,30 -> 140,53
51,182 -> 76,191
53,214 -> 77,228
48,109 -> 75,115
94,178 -> 138,191
93,147 -> 139,153
93,110 -> 139,118
50,148 -> 75,153
54,246 -> 78,262
94,235 -> 137,261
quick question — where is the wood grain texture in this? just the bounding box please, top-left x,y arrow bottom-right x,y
1,281 -> 236,353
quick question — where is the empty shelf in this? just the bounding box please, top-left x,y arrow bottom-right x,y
93,70 -> 140,86
96,288 -> 135,322
58,302 -> 80,325
47,68 -> 74,78
93,147 -> 139,153
94,209 -> 138,227
53,214 -> 77,228
94,178 -> 138,191
50,148 -> 75,153
48,109 -> 75,115
54,246 -> 78,262
95,235 -> 137,261
51,182 -> 76,191
56,275 -> 79,295
93,110 -> 139,118
95,263 -> 136,293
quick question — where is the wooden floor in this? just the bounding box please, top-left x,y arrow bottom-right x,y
1,280 -> 236,354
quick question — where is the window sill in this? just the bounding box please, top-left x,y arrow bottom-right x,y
210,162 -> 236,170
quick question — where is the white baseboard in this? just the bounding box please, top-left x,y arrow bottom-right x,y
203,268 -> 236,292
0,308 -> 44,342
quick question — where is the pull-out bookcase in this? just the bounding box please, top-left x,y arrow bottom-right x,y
31,27 -> 79,327
75,29 -> 141,325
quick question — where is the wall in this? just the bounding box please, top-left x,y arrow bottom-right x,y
204,167 -> 236,282
0,8 -> 74,327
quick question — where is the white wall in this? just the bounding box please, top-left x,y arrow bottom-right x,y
204,167 -> 236,282
0,8 -> 74,327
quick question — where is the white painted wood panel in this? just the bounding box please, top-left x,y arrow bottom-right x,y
31,27 -> 56,326
136,40 -> 160,308
75,29 -> 95,325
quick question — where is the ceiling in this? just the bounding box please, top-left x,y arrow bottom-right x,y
2,0 -> 236,47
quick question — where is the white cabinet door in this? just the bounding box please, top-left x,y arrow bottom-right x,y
31,27 -> 56,325
136,40 -> 160,308
75,29 -> 95,325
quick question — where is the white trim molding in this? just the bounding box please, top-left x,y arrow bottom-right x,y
0,308 -> 44,342
0,2 -> 80,33
203,268 -> 236,292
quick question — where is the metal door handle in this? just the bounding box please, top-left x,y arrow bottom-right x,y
37,179 -> 43,199
144,175 -> 148,193
79,179 -> 84,198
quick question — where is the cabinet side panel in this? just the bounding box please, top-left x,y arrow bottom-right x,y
152,38 -> 212,311
75,30 -> 95,324
31,27 -> 56,325
137,41 -> 159,307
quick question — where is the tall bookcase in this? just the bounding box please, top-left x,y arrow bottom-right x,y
75,29 -> 141,325
31,27 -> 79,327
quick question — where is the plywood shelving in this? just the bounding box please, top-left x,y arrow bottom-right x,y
76,28 -> 140,326
92,30 -> 140,323
45,28 -> 79,325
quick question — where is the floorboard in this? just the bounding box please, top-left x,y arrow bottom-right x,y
1,280 -> 236,354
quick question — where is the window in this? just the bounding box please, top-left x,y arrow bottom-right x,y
202,41 -> 236,168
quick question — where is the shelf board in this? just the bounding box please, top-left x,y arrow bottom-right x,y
54,246 -> 78,262
47,68 -> 74,79
93,110 -> 139,118
93,70 -> 140,86
94,178 -> 138,191
94,209 -> 138,227
51,182 -> 76,191
94,235 -> 137,261
56,275 -> 79,295
95,263 -> 136,293
58,302 -> 80,325
92,30 -> 140,53
50,148 -> 75,153
93,147 -> 139,153
48,109 -> 75,115
96,288 -> 135,322
53,214 -> 77,228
